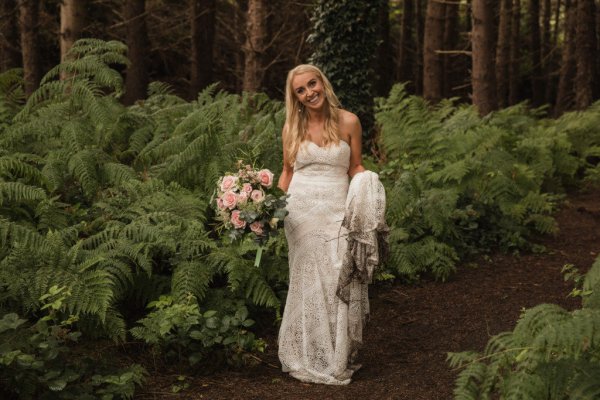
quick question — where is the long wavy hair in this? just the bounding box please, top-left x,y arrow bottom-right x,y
283,64 -> 342,166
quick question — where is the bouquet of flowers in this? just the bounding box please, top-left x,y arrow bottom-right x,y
214,161 -> 288,266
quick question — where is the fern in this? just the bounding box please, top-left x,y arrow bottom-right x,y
377,85 -> 598,280
451,255 -> 600,399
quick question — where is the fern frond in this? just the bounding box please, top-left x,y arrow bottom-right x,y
0,181 -> 46,206
0,155 -> 46,186
171,260 -> 213,303
583,256 -> 600,309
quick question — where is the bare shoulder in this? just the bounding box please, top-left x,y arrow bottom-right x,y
338,109 -> 361,142
339,109 -> 360,128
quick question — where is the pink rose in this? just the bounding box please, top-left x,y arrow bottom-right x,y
250,221 -> 264,235
216,197 -> 226,210
220,175 -> 238,192
242,183 -> 253,193
237,191 -> 249,205
250,189 -> 264,203
221,190 -> 237,209
231,210 -> 246,229
257,169 -> 274,188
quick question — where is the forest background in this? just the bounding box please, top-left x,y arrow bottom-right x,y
1,0 -> 600,399
3,0 -> 600,118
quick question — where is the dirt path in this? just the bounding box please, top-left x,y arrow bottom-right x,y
135,188 -> 600,400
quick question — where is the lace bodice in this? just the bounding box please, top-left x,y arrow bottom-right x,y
293,140 -> 350,177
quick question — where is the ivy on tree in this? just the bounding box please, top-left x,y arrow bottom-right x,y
308,0 -> 381,144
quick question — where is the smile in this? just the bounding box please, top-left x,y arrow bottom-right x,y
307,94 -> 320,104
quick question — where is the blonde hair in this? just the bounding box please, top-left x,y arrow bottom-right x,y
283,64 -> 342,166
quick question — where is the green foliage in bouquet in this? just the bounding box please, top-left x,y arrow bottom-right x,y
0,286 -> 145,400
376,84 -> 599,281
448,255 -> 600,399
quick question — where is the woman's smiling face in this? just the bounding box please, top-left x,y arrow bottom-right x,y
292,72 -> 325,111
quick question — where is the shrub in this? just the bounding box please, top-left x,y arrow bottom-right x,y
0,286 -> 145,400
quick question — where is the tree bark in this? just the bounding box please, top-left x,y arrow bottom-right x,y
397,0 -> 414,86
555,0 -> 576,114
423,0 -> 445,103
242,0 -> 267,93
18,0 -> 41,97
414,0 -> 425,95
597,1 -> 600,98
575,0 -> 597,109
123,0 -> 149,105
549,0 -> 562,103
190,0 -> 216,97
553,0 -> 561,49
0,0 -> 21,72
375,0 -> 393,97
508,0 -> 521,105
528,0 -> 543,106
442,1 -> 458,98
60,0 -> 85,65
471,0 -> 497,115
541,0 -> 552,103
496,0 -> 511,108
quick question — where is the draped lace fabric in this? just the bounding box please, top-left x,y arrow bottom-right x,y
336,171 -> 389,361
278,140 -> 359,385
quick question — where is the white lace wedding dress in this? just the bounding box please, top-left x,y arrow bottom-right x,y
278,140 -> 362,385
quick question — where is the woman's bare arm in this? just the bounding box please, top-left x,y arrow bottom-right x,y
278,124 -> 294,193
345,112 -> 366,178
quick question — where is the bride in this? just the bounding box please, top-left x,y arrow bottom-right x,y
277,64 -> 366,385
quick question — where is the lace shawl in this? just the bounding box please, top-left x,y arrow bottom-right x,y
336,170 -> 389,359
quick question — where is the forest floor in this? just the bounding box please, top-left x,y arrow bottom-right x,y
133,187 -> 600,400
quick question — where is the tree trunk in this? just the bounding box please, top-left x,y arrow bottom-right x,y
496,0 -> 511,108
123,0 -> 149,105
242,0 -> 267,93
414,0 -> 425,95
190,0 -> 216,97
575,0 -> 597,109
60,0 -> 85,65
18,0 -> 41,97
555,0 -> 576,114
528,0 -> 543,106
0,0 -> 21,72
597,1 -> 600,98
508,0 -> 521,105
549,0 -> 562,103
471,0 -> 497,115
465,0 -> 472,33
553,0 -> 561,49
375,0 -> 393,97
397,0 -> 414,86
541,0 -> 552,103
423,0 -> 445,103
442,1 -> 458,98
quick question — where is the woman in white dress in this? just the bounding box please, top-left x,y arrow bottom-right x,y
277,64 -> 365,385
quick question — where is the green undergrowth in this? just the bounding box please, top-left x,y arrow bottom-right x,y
376,84 -> 600,281
449,255 -> 600,399
0,39 -> 286,397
